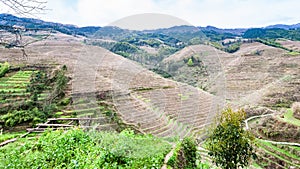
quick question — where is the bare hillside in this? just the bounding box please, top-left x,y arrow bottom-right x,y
161,42 -> 300,109
0,33 -> 219,138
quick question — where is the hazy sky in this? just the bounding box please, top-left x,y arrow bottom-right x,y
2,0 -> 300,29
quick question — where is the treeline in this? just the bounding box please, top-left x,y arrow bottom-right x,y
243,28 -> 300,41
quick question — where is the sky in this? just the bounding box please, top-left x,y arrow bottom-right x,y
2,0 -> 300,29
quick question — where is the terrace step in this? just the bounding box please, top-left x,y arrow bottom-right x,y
36,123 -> 74,127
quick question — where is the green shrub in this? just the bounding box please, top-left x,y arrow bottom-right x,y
0,107 -> 46,127
58,97 -> 71,106
167,137 -> 198,169
0,62 -> 10,77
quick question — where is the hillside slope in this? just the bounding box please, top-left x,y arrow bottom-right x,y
161,42 -> 300,108
0,33 -> 219,138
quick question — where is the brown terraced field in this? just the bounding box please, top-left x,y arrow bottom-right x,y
1,33 -> 299,139
163,42 -> 300,108
0,33 -> 218,138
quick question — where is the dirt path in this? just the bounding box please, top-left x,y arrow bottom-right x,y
161,143 -> 176,169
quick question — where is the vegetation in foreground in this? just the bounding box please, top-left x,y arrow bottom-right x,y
205,108 -> 257,169
0,128 -> 172,169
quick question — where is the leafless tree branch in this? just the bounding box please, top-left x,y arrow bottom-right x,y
0,0 -> 49,59
0,25 -> 52,59
0,0 -> 48,16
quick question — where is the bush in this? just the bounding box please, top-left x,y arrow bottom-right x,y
0,62 -> 10,77
167,137 -> 198,169
0,107 -> 46,127
206,108 -> 256,169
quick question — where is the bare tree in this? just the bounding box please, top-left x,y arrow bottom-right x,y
0,0 -> 49,59
0,0 -> 47,16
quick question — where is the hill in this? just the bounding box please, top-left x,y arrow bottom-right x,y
0,32 -> 219,139
1,14 -> 300,168
0,13 -> 100,36
159,42 -> 300,109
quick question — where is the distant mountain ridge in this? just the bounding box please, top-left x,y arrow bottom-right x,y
265,23 -> 300,30
0,13 -> 101,36
1,13 -> 300,39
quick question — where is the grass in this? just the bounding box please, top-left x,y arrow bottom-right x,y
0,88 -> 27,92
281,109 -> 300,127
0,70 -> 33,95
259,139 -> 300,161
259,144 -> 299,168
0,131 -> 26,142
287,51 -> 300,56
251,162 -> 263,169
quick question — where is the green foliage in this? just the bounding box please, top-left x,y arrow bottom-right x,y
0,62 -> 10,77
287,51 -> 300,56
182,137 -> 197,168
0,128 -> 172,168
167,137 -> 198,169
243,28 -> 300,41
187,58 -> 194,66
49,66 -> 68,101
282,109 -> 300,127
0,107 -> 46,126
150,68 -> 172,78
111,42 -> 139,54
255,38 -> 291,51
27,71 -> 47,102
0,131 -> 25,142
58,97 -> 72,106
0,66 -> 67,127
224,42 -> 240,53
205,108 -> 257,169
202,30 -> 236,41
210,42 -> 224,50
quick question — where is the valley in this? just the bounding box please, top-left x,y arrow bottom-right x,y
0,14 -> 300,168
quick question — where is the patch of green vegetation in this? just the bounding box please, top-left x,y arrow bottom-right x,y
0,66 -> 69,128
0,62 -> 10,78
205,108 -> 256,169
133,87 -> 154,92
258,139 -> 300,161
178,93 -> 189,101
150,68 -> 172,78
0,128 -> 172,168
243,28 -> 300,41
258,142 -> 300,168
0,131 -> 26,142
55,111 -> 64,115
252,162 -> 263,169
167,137 -> 198,169
287,51 -> 300,56
282,109 -> 300,127
1,107 -> 48,127
255,38 -> 292,51
210,42 -> 224,50
224,42 -> 240,53
272,99 -> 293,109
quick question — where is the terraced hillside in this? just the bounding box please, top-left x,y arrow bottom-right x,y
0,33 -> 218,138
161,42 -> 300,109
227,42 -> 300,108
